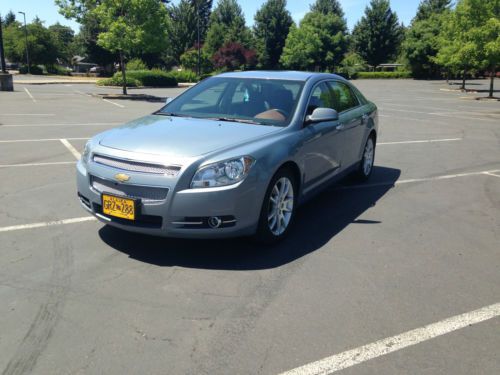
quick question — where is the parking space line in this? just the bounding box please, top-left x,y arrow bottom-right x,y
378,138 -> 462,145
1,122 -> 120,127
73,89 -> 92,97
23,88 -> 37,103
103,98 -> 125,108
279,302 -> 500,375
483,172 -> 500,178
0,161 -> 75,168
0,137 -> 88,143
60,139 -> 82,160
0,114 -> 55,116
342,169 -> 500,190
378,114 -> 447,125
0,217 -> 97,233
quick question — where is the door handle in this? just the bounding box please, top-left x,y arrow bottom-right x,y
336,123 -> 345,130
362,114 -> 369,123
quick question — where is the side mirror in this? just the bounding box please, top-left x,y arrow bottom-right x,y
305,107 -> 339,124
165,97 -> 173,104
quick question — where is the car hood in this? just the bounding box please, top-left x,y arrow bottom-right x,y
98,115 -> 282,158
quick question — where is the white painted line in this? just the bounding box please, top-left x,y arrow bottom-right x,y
0,113 -> 55,116
24,87 -> 37,103
73,89 -> 92,97
280,302 -> 500,375
483,172 -> 500,178
0,137 -> 88,143
60,138 -> 82,160
0,216 -> 97,233
378,138 -> 462,145
1,122 -> 120,127
103,98 -> 125,108
342,169 -> 500,190
0,161 -> 75,168
378,114 -> 447,125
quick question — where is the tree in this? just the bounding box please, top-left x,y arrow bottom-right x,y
403,0 -> 451,78
339,52 -> 368,78
91,0 -> 169,94
212,42 -> 256,71
167,0 -> 197,62
435,0 -> 499,95
3,11 -> 16,27
280,23 -> 322,70
310,0 -> 344,18
191,0 -> 213,42
414,0 -> 451,22
180,48 -> 213,72
204,0 -> 252,57
49,23 -> 75,64
253,0 -> 293,69
57,1 -> 118,70
351,0 -> 403,68
280,9 -> 348,71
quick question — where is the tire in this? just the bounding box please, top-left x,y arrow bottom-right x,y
354,135 -> 375,181
254,168 -> 298,244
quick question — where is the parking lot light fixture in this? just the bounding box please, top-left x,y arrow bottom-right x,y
18,11 -> 30,74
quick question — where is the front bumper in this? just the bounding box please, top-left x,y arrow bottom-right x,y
76,159 -> 263,238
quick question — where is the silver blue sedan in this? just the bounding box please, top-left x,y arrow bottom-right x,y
77,71 -> 378,243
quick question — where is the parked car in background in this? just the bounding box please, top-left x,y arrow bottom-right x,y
77,71 -> 378,243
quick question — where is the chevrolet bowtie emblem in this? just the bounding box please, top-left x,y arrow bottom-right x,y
114,173 -> 130,182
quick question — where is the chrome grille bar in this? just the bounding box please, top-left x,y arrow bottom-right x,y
93,154 -> 180,176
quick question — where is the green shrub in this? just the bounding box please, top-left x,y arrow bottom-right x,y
124,70 -> 177,87
19,65 -> 44,75
169,69 -> 199,83
126,58 -> 147,71
356,71 -> 412,79
46,65 -> 72,76
97,76 -> 140,87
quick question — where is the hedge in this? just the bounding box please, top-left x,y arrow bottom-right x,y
356,71 -> 412,79
126,70 -> 177,87
169,69 -> 199,83
96,75 -> 141,87
19,65 -> 44,75
97,69 -> 178,87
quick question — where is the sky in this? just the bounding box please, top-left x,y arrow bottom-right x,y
0,0 -> 420,32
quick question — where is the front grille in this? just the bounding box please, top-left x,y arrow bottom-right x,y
93,154 -> 180,176
91,175 -> 168,202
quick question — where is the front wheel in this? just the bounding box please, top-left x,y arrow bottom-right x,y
254,168 -> 297,244
355,136 -> 375,181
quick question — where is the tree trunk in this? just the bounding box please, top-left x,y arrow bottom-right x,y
119,51 -> 127,95
489,68 -> 495,98
461,69 -> 466,90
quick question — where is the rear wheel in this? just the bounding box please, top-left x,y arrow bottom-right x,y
255,168 -> 297,244
355,136 -> 375,181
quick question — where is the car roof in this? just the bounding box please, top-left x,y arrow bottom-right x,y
217,70 -> 347,82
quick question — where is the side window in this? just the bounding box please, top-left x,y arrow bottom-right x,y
328,81 -> 360,112
306,82 -> 339,115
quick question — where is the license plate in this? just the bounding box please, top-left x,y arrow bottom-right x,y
102,194 -> 136,220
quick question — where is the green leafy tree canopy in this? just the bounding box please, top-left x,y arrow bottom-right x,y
253,0 -> 293,69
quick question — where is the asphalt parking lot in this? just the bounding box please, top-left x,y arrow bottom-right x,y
1,78 -> 499,375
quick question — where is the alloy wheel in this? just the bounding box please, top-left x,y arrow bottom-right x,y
267,177 -> 294,236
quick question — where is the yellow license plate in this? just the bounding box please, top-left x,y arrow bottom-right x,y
102,194 -> 136,220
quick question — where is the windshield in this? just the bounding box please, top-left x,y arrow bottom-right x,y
159,77 -> 304,126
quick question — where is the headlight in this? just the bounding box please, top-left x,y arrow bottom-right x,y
191,156 -> 255,188
82,141 -> 91,164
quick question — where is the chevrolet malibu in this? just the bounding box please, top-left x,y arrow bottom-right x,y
77,71 -> 378,243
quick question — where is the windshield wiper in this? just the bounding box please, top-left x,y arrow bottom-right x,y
155,111 -> 188,117
210,117 -> 262,125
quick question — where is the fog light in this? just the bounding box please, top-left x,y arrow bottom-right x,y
208,216 -> 222,228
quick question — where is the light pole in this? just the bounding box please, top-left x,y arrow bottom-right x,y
196,3 -> 201,77
0,14 -> 7,73
18,11 -> 30,74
